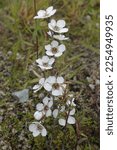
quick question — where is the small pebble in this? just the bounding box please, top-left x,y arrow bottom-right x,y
89,84 -> 95,90
12,89 -> 29,103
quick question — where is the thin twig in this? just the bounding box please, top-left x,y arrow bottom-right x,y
64,110 -> 70,129
34,0 -> 39,58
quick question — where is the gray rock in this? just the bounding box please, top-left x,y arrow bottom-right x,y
12,89 -> 29,103
89,84 -> 95,90
0,116 -> 3,123
7,50 -> 12,56
0,91 -> 5,99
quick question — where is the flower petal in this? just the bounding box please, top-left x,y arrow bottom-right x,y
58,44 -> 66,52
29,123 -> 37,132
66,100 -> 70,106
43,97 -> 49,105
36,103 -> 44,111
71,98 -> 76,106
48,24 -> 53,30
33,84 -> 40,90
67,116 -> 76,124
45,44 -> 52,51
36,58 -> 43,65
48,100 -> 53,108
38,65 -> 52,70
42,56 -> 49,63
59,118 -> 66,126
50,19 -> 56,26
47,31 -> 52,37
54,52 -> 63,57
34,10 -> 46,19
39,78 -> 45,86
33,84 -> 42,93
53,35 -> 69,41
33,130 -> 40,137
53,109 -> 59,118
57,20 -> 66,28
62,84 -> 66,89
44,83 -> 52,91
37,10 -> 46,17
48,24 -> 55,32
41,128 -> 47,136
51,40 -> 59,47
69,108 -> 75,115
46,76 -> 56,84
34,16 -> 40,19
46,6 -> 53,14
46,109 -> 52,117
50,9 -> 56,16
52,89 -> 62,96
60,106 -> 65,112
46,51 -> 54,56
48,58 -> 55,65
57,77 -> 64,84
59,28 -> 69,33
34,111 -> 43,120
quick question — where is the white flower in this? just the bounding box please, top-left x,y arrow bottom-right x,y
58,108 -> 76,126
47,31 -> 53,37
47,31 -> 69,41
53,109 -> 59,118
35,96 -> 53,118
48,19 -> 68,34
29,122 -> 47,137
34,6 -> 56,19
34,111 -> 43,120
53,34 -> 69,41
44,76 -> 66,96
53,105 -> 65,118
33,78 -> 45,93
45,40 -> 66,57
66,98 -> 76,107
36,55 -> 55,70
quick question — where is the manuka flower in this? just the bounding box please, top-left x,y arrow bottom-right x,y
34,6 -> 56,19
47,31 -> 69,41
53,105 -> 65,118
34,96 -> 53,119
33,78 -> 45,93
53,34 -> 69,41
44,76 -> 66,96
29,122 -> 47,137
48,19 -> 68,34
58,108 -> 76,126
45,40 -> 66,57
66,98 -> 76,107
36,55 -> 55,70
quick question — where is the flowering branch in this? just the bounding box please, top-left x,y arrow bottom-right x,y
29,4 -> 76,137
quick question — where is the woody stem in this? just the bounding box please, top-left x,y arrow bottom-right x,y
34,0 -> 39,58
